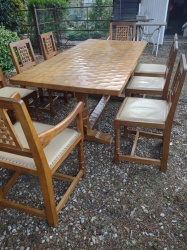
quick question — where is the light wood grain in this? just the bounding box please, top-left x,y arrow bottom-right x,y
10,39 -> 147,144
10,39 -> 147,96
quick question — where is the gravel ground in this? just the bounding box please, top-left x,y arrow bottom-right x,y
0,39 -> 187,250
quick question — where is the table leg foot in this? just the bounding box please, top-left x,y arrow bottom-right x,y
85,129 -> 112,144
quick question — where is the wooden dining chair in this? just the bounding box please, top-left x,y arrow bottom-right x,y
114,54 -> 187,172
134,33 -> 178,77
40,31 -> 70,103
125,40 -> 179,99
8,38 -> 58,116
40,31 -> 57,60
0,68 -> 39,120
0,95 -> 85,226
108,22 -> 137,41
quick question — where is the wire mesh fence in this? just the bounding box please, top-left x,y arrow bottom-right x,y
18,4 -> 113,53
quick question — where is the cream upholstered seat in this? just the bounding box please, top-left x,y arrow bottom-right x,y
134,33 -> 178,78
0,95 -> 85,226
134,64 -> 167,77
0,86 -> 34,98
126,76 -> 165,93
0,68 -> 39,120
1,122 -> 80,169
126,39 -> 178,99
114,54 -> 187,172
116,98 -> 169,124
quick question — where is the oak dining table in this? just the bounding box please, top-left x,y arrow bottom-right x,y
10,39 -> 147,144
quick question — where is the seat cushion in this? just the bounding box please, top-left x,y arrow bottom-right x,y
126,76 -> 165,91
0,122 -> 80,169
116,97 -> 169,124
0,87 -> 34,98
134,63 -> 167,76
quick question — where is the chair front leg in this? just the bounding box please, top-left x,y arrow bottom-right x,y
161,129 -> 172,172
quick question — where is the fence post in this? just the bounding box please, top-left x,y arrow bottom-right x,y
53,5 -> 60,47
32,4 -> 42,54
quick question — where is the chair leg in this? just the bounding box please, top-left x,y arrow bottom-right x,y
160,130 -> 172,172
64,91 -> 69,104
38,88 -> 44,102
124,126 -> 129,138
114,125 -> 120,164
38,175 -> 58,227
32,91 -> 41,121
78,140 -> 86,177
47,89 -> 57,117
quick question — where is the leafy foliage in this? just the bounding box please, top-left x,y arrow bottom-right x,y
88,0 -> 113,30
65,31 -> 106,41
0,26 -> 19,73
0,0 -> 27,34
27,0 -> 68,8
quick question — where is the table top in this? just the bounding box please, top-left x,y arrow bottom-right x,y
136,22 -> 167,26
10,39 -> 147,96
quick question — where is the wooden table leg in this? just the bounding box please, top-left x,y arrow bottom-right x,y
76,93 -> 112,145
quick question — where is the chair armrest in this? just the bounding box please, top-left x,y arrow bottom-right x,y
39,101 -> 84,148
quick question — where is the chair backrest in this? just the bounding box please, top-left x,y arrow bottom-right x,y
166,33 -> 178,69
40,32 -> 57,60
162,40 -> 179,98
166,54 -> 187,124
9,38 -> 37,74
109,22 -> 136,41
0,69 -> 7,88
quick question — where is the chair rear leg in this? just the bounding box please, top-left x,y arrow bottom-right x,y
160,130 -> 172,172
32,91 -> 41,121
114,125 -> 120,164
47,89 -> 57,117
124,126 -> 129,138
38,88 -> 44,102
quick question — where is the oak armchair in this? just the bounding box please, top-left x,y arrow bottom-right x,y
0,96 -> 85,226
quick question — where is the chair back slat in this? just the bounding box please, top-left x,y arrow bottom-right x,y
0,108 -> 23,149
0,97 -> 38,158
9,38 -> 37,74
0,69 -> 7,88
163,40 -> 178,96
109,22 -> 136,41
166,33 -> 178,68
167,54 -> 187,121
40,32 -> 57,60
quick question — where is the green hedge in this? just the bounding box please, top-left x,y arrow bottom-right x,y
0,0 -> 26,34
66,31 -> 106,41
27,0 -> 68,8
0,26 -> 19,73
